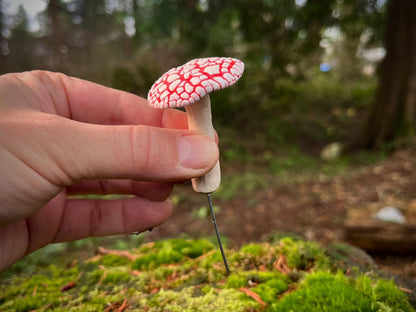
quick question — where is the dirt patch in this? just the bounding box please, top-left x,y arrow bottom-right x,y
148,146 -> 416,278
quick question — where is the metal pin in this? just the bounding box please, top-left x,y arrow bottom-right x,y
207,193 -> 230,273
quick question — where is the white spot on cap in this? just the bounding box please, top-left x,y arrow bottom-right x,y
191,93 -> 201,101
185,83 -> 194,93
190,77 -> 201,85
210,80 -> 221,90
167,74 -> 180,83
181,92 -> 189,99
224,73 -> 235,83
158,84 -> 167,92
169,79 -> 181,91
231,68 -> 241,76
215,77 -> 229,88
195,86 -> 206,96
160,90 -> 169,100
204,65 -> 220,75
201,80 -> 211,87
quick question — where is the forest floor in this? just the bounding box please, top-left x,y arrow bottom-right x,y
147,144 -> 416,280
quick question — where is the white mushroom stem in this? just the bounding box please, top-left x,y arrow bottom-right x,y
185,95 -> 220,194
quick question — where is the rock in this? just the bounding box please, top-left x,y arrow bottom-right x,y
375,206 -> 406,224
320,142 -> 342,161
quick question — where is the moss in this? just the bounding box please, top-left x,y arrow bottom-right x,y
239,243 -> 267,256
145,287 -> 260,312
225,270 -> 289,289
356,275 -> 415,311
326,243 -> 376,273
0,265 -> 79,312
132,248 -> 184,270
98,254 -> 131,266
1,238 -> 414,312
278,237 -> 330,270
272,271 -> 415,312
271,271 -> 373,311
132,239 -> 215,270
101,269 -> 131,284
252,278 -> 289,304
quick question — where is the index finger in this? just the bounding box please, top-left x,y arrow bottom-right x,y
15,71 -> 188,129
64,74 -> 188,128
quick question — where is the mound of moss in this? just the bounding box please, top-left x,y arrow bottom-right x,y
0,237 -> 414,312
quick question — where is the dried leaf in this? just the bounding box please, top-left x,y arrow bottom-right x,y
239,287 -> 266,306
60,281 -> 76,292
274,254 -> 290,274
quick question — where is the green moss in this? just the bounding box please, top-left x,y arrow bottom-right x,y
98,254 -> 131,266
132,239 -> 215,270
0,265 -> 79,312
145,287 -> 260,312
252,278 -> 289,304
132,248 -> 184,270
279,237 -> 330,270
2,292 -> 62,312
1,238 -> 414,312
225,270 -> 289,289
272,271 -> 415,312
239,243 -> 267,256
356,275 -> 415,311
271,271 -> 373,311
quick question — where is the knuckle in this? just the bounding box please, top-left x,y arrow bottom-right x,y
129,125 -> 153,173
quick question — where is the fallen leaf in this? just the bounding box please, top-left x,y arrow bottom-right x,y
273,254 -> 290,274
104,299 -> 129,312
117,299 -> 129,312
60,281 -> 76,292
239,287 -> 266,306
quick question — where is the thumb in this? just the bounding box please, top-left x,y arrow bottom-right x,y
43,118 -> 219,184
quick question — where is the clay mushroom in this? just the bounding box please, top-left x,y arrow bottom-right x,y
148,57 -> 245,193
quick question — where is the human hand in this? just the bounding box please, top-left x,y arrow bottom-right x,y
0,71 -> 218,271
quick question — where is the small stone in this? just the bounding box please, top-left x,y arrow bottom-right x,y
375,206 -> 406,224
320,142 -> 342,161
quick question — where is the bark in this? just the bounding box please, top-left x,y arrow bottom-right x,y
354,0 -> 416,149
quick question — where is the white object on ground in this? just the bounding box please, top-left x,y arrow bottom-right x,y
375,206 -> 406,224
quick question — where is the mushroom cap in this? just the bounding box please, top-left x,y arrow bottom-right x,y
147,57 -> 244,109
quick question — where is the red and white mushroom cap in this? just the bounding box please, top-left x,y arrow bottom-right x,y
148,57 -> 244,109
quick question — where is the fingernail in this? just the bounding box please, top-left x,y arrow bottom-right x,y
178,135 -> 218,169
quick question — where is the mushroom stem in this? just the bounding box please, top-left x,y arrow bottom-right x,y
185,95 -> 220,194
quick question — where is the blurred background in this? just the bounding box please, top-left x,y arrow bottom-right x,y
0,0 -> 388,150
2,0 -> 416,277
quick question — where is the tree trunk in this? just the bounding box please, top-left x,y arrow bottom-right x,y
354,0 -> 416,149
46,0 -> 64,69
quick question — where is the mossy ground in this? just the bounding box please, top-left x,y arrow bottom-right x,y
0,237 -> 414,312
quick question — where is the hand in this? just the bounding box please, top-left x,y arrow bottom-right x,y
0,71 -> 218,271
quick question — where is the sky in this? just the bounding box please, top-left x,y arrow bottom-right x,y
2,0 -> 47,31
